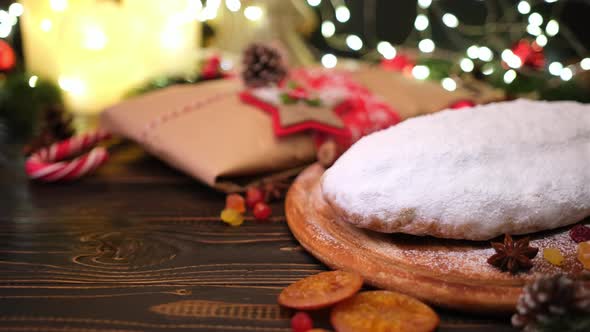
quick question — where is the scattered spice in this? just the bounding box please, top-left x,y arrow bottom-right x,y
262,180 -> 290,202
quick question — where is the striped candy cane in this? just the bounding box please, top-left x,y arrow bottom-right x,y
25,130 -> 111,182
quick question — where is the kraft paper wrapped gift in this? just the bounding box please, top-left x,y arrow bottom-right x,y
100,67 -> 503,191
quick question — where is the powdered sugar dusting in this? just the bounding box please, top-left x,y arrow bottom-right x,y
360,226 -> 584,280
322,99 -> 590,240
313,174 -> 585,280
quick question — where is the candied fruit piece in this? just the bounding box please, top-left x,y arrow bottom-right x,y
331,290 -> 440,332
570,224 -> 590,243
220,208 -> 244,227
578,241 -> 590,270
278,270 -> 363,310
543,247 -> 564,266
226,194 -> 246,213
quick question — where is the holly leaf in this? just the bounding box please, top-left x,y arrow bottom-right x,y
305,98 -> 322,107
280,93 -> 297,105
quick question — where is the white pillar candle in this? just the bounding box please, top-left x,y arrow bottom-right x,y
20,0 -> 201,113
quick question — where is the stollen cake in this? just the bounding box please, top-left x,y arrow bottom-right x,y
321,99 -> 590,240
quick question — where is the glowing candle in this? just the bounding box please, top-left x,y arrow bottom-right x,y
20,0 -> 201,113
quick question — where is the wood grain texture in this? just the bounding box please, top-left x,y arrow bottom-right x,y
0,143 -> 517,331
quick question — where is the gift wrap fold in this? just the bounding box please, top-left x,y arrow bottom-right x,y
101,67 -> 503,191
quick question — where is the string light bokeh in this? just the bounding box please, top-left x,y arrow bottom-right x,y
0,2 -> 23,38
1,0 -> 589,98
304,0 -> 590,91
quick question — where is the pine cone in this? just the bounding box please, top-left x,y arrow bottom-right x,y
512,274 -> 590,331
45,106 -> 74,139
242,43 -> 287,88
24,105 -> 74,155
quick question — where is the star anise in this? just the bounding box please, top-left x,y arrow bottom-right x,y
262,179 -> 291,202
487,234 -> 539,274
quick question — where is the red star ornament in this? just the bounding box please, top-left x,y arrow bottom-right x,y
0,40 -> 16,72
239,91 -> 351,138
509,39 -> 545,70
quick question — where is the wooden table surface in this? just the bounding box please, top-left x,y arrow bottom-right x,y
0,143 -> 518,332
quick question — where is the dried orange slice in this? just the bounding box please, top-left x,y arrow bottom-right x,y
278,270 -> 363,310
330,290 -> 439,332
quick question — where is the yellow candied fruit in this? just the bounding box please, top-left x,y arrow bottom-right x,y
543,247 -> 564,266
220,208 -> 244,227
578,241 -> 590,270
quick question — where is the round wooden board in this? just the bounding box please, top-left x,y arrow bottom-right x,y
285,164 -> 585,314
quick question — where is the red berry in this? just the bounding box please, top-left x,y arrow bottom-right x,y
570,224 -> 590,243
253,202 -> 272,220
291,312 -> 313,332
246,186 -> 264,208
